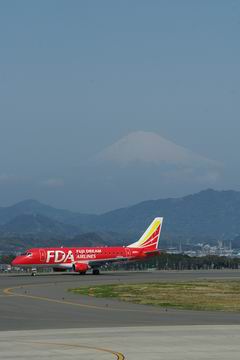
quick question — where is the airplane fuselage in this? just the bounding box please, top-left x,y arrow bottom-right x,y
12,246 -> 147,269
12,217 -> 163,274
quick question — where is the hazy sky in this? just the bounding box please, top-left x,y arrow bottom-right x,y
0,1 -> 239,212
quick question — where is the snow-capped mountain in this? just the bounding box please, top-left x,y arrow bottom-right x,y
94,131 -> 219,168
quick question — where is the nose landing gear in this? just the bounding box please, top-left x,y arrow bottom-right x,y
31,268 -> 37,276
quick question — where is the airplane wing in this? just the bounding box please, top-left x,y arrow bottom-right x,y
88,256 -> 129,268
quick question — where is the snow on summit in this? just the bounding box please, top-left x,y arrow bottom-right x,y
79,131 -> 222,211
95,131 -> 218,167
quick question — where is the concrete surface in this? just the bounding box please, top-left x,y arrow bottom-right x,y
1,325 -> 240,360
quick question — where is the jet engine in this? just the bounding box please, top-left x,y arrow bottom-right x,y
73,263 -> 89,273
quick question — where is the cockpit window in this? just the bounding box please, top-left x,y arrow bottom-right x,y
20,252 -> 27,256
26,252 -> 32,257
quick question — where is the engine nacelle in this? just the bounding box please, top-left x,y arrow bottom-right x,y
73,263 -> 89,273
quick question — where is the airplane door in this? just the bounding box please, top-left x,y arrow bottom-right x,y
39,249 -> 46,262
126,248 -> 131,257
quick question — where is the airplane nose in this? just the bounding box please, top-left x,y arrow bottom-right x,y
11,258 -> 18,266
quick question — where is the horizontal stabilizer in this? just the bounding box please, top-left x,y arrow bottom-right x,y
144,250 -> 161,256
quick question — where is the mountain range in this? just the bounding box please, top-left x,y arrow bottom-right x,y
1,189 -> 240,251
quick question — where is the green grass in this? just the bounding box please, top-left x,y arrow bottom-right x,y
69,280 -> 240,312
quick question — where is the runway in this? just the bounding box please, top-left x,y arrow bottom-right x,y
1,270 -> 240,359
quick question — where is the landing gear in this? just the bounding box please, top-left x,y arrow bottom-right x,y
31,268 -> 37,276
78,271 -> 86,275
92,269 -> 100,275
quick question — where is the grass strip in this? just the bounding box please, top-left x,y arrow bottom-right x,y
69,280 -> 240,312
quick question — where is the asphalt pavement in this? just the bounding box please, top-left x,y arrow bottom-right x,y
1,270 -> 240,331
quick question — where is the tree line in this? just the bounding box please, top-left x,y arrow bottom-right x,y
113,253 -> 240,270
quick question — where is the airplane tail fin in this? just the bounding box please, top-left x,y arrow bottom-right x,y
127,217 -> 163,251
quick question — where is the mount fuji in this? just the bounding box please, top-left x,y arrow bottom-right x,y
94,131 -> 219,169
73,131 -> 222,211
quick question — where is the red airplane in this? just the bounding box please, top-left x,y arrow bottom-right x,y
12,217 -> 163,275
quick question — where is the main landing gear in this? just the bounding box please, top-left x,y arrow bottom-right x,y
92,269 -> 100,275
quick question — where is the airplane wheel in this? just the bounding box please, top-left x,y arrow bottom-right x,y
79,271 -> 86,275
93,269 -> 100,275
31,272 -> 36,276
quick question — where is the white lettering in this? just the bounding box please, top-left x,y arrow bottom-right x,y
54,250 -> 66,263
64,250 -> 74,263
46,250 -> 55,263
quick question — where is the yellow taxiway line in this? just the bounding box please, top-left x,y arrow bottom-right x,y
26,341 -> 125,360
3,283 -> 160,314
4,285 -> 112,310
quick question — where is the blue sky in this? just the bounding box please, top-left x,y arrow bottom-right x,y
0,1 -> 239,212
